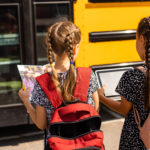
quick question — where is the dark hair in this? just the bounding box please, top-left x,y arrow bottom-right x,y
137,17 -> 150,110
46,21 -> 81,101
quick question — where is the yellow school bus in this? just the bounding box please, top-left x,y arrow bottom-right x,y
74,0 -> 150,67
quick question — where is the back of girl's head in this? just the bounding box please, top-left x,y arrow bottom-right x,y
137,17 -> 150,43
137,17 -> 150,110
46,21 -> 81,101
47,21 -> 81,58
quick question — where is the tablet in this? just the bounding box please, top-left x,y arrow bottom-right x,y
95,67 -> 133,100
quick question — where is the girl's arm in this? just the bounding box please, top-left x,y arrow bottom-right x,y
18,88 -> 47,130
92,90 -> 100,112
98,87 -> 132,116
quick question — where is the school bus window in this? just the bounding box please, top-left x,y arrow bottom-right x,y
34,3 -> 69,65
0,6 -> 21,105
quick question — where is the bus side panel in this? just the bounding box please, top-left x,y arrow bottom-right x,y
74,1 -> 150,67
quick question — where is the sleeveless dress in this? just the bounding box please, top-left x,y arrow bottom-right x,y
115,68 -> 149,150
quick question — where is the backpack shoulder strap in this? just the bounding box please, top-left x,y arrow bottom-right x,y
36,67 -> 91,107
36,73 -> 62,109
73,67 -> 92,102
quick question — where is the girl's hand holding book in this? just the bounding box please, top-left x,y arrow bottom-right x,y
18,87 -> 31,105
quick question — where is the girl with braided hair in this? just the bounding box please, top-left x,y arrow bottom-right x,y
18,21 -> 100,149
98,17 -> 150,150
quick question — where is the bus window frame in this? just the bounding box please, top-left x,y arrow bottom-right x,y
33,0 -> 74,21
32,0 -> 74,65
0,3 -> 23,64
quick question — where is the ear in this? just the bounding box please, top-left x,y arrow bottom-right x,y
73,47 -> 76,55
73,44 -> 79,55
140,35 -> 145,44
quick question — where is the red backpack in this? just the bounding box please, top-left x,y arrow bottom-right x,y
36,67 -> 104,150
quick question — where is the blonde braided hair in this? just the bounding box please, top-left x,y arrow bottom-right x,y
46,21 -> 81,101
46,23 -> 62,96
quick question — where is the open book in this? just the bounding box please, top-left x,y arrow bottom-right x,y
17,64 -> 51,94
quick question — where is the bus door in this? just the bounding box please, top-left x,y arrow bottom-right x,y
74,0 -> 150,67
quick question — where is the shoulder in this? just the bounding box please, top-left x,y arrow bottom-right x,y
90,70 -> 97,80
30,80 -> 52,106
122,68 -> 144,80
31,81 -> 42,94
116,68 -> 145,103
117,68 -> 145,91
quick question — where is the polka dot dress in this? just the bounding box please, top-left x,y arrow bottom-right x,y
116,68 -> 149,150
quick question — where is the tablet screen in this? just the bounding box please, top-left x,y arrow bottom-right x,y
95,67 -> 132,97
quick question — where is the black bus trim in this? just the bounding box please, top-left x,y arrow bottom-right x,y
89,30 -> 136,42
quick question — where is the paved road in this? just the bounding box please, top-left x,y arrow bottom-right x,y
101,119 -> 124,150
0,118 -> 124,150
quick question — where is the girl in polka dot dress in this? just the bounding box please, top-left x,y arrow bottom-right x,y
98,17 -> 150,150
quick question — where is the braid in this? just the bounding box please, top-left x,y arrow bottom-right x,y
138,17 -> 150,110
145,18 -> 150,110
47,34 -> 53,66
65,33 -> 74,61
63,33 -> 76,101
145,18 -> 150,65
46,27 -> 62,97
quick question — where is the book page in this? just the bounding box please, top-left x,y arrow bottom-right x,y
17,64 -> 51,94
